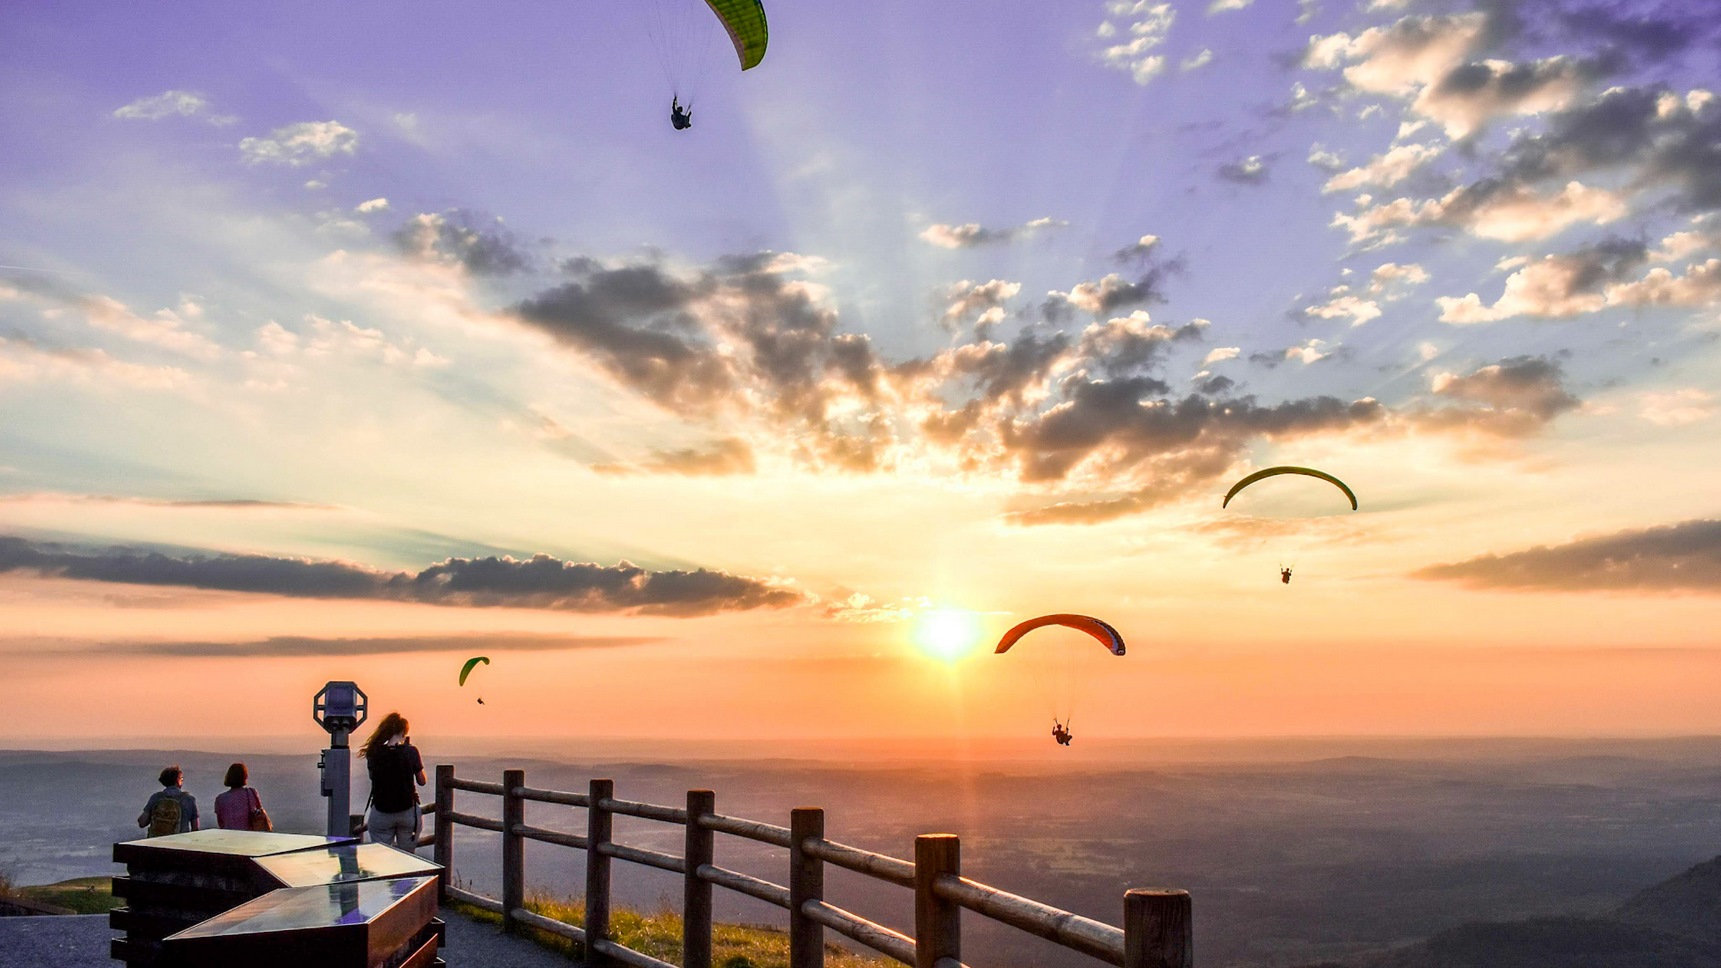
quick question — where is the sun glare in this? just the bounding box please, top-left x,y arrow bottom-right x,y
913,608 -> 982,661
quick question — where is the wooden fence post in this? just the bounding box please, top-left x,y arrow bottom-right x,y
433,765 -> 453,899
586,778 -> 614,968
914,834 -> 960,968
684,790 -> 715,968
789,807 -> 825,968
502,769 -> 525,934
1124,889 -> 1192,968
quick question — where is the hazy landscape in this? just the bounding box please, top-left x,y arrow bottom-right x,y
6,736 -> 1719,967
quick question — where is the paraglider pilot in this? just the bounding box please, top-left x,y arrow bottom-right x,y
1280,567 -> 1293,585
671,96 -> 692,130
1051,720 -> 1072,746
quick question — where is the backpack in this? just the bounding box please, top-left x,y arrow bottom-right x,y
147,794 -> 183,837
368,744 -> 417,813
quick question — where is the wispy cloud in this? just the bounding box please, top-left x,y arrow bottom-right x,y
112,90 -> 236,126
919,217 -> 1068,249
239,121 -> 359,166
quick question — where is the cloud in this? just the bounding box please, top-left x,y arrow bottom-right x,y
1368,261 -> 1430,295
593,438 -> 757,476
4,275 -> 222,361
1436,239 -> 1648,322
239,121 -> 359,166
919,217 -> 1067,249
356,198 -> 389,214
1217,155 -> 1269,184
1095,1 -> 1175,85
1335,180 -> 1628,246
394,211 -> 530,276
511,253 -> 895,471
1637,388 -> 1714,426
106,632 -> 659,658
112,90 -> 236,125
0,536 -> 805,617
1202,346 -> 1240,365
0,334 -> 194,392
1322,142 -> 1443,193
1422,355 -> 1579,435
1303,287 -> 1383,326
1181,49 -> 1213,71
0,493 -> 336,510
254,315 -> 449,369
1046,271 -> 1172,317
1416,519 -> 1721,592
940,279 -> 1022,331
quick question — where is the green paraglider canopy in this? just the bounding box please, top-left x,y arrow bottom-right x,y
705,0 -> 768,70
1222,466 -> 1358,511
458,656 -> 490,687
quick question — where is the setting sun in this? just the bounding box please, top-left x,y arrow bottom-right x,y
912,609 -> 982,661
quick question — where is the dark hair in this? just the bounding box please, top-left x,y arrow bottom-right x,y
223,762 -> 248,788
359,712 -> 410,759
158,765 -> 182,787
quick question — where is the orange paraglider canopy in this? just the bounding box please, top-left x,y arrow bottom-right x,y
994,614 -> 1125,656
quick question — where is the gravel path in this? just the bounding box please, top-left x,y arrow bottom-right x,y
0,910 -> 578,968
0,914 -> 110,968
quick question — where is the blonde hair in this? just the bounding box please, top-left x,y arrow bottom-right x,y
359,712 -> 409,758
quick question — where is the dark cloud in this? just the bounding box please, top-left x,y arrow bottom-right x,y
1421,355 -> 1580,435
511,255 -> 891,473
0,493 -> 336,510
0,536 -> 803,616
111,632 -> 659,658
1416,519 -> 1721,592
394,211 -> 530,276
1489,85 -> 1721,213
1217,156 -> 1270,184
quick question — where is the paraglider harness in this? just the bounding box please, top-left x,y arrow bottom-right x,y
1051,720 -> 1073,746
671,96 -> 692,130
1280,566 -> 1292,584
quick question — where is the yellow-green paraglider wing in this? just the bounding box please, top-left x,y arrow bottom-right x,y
1222,466 -> 1358,510
458,655 -> 490,687
705,0 -> 768,71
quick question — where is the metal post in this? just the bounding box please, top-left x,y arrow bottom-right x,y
914,834 -> 960,968
789,807 -> 825,968
433,766 -> 454,899
502,769 -> 525,934
585,778 -> 614,968
1124,889 -> 1193,968
684,790 -> 715,968
322,727 -> 350,838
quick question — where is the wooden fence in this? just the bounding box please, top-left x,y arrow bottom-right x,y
426,765 -> 1193,968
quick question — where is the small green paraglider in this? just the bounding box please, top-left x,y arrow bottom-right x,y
459,656 -> 490,703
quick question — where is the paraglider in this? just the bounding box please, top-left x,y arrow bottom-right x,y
459,656 -> 490,704
996,614 -> 1124,745
1222,466 -> 1358,510
994,614 -> 1126,656
458,656 -> 490,687
1222,466 -> 1357,585
645,0 -> 768,129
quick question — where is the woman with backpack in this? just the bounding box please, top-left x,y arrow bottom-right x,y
213,762 -> 271,831
361,712 -> 426,851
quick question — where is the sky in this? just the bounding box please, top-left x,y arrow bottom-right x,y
3,0 -> 1720,746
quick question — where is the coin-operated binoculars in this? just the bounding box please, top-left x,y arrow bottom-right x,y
313,681 -> 368,838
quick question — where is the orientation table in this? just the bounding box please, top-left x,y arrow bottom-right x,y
111,830 -> 444,968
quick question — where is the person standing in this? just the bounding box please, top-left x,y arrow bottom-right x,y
213,762 -> 270,831
137,765 -> 199,836
361,712 -> 426,851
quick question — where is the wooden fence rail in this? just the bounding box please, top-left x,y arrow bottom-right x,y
428,765 -> 1194,968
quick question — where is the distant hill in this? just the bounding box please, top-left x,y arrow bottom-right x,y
1301,856 -> 1721,968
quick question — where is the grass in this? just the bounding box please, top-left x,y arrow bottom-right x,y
0,875 -> 121,915
451,893 -> 895,968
